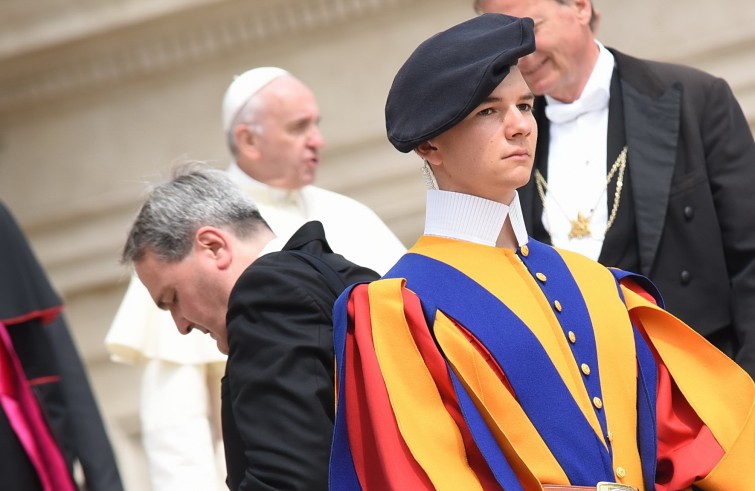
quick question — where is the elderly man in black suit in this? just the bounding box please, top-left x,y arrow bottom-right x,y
476,0 -> 755,378
121,164 -> 377,491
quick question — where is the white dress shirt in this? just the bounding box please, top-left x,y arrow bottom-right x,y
542,42 -> 615,261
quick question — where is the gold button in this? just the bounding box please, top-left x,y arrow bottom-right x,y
580,363 -> 591,376
554,300 -> 562,312
568,331 -> 576,343
616,466 -> 627,478
607,430 -> 614,442
521,244 -> 529,257
535,272 -> 547,282
593,396 -> 603,409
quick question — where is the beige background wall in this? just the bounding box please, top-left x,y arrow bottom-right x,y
0,1 -> 752,489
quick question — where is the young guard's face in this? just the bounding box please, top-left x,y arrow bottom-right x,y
424,66 -> 537,204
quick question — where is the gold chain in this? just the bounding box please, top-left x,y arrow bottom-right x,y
534,146 -> 628,239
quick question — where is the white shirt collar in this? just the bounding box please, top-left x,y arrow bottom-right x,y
424,190 -> 529,247
227,160 -> 263,188
226,161 -> 300,204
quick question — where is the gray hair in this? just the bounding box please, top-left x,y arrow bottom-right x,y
122,162 -> 269,264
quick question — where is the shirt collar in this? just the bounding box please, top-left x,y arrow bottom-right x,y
424,190 -> 529,247
226,161 -> 300,204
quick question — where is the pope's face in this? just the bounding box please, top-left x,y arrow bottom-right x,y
135,249 -> 231,354
250,77 -> 324,190
427,66 -> 537,204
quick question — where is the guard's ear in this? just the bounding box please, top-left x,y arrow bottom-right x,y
195,227 -> 233,269
415,140 -> 440,166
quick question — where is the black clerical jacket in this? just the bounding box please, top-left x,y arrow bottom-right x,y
221,221 -> 378,491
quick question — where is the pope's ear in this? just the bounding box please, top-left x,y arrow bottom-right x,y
233,124 -> 262,160
415,140 -> 439,164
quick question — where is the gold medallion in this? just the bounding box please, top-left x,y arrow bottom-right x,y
568,212 -> 592,239
535,146 -> 628,241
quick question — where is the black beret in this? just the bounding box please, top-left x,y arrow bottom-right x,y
385,13 -> 535,153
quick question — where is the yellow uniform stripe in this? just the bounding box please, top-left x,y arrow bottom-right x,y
435,312 -> 565,487
560,251 -> 644,487
368,279 -> 483,490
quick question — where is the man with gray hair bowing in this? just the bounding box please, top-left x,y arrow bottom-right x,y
122,164 -> 378,490
330,13 -> 754,490
106,68 -> 404,490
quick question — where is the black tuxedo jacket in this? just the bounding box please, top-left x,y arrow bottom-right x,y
221,221 -> 378,491
521,49 -> 755,378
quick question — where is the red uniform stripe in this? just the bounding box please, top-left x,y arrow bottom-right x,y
345,285 -> 433,489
